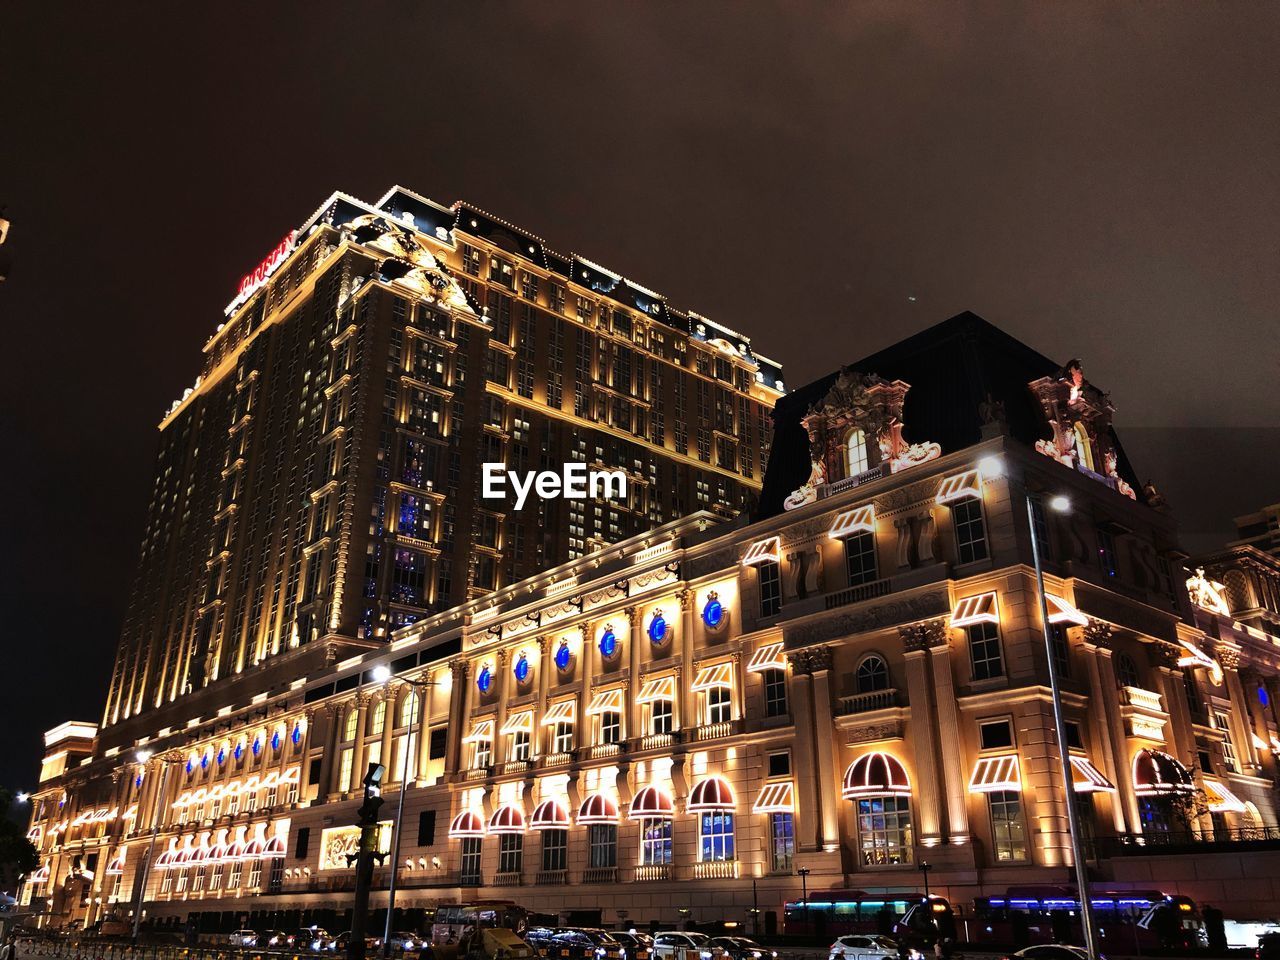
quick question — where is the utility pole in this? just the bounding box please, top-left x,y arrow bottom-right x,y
348,763 -> 387,960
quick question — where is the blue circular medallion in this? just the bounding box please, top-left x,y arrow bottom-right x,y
271,730 -> 282,751
200,751 -> 209,770
252,735 -> 262,756
185,757 -> 194,774
1260,686 -> 1271,708
234,741 -> 244,761
599,628 -> 618,659
216,746 -> 226,766
702,598 -> 724,629
514,654 -> 531,684
648,613 -> 668,645
135,773 -> 144,789
477,665 -> 493,694
292,723 -> 302,745
555,641 -> 572,672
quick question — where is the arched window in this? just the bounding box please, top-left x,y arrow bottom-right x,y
343,708 -> 359,741
1243,802 -> 1263,840
856,655 -> 890,693
847,428 -> 869,476
371,701 -> 387,737
1114,652 -> 1140,689
399,691 -> 419,728
1073,423 -> 1095,471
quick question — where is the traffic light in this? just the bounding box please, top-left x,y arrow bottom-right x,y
358,763 -> 386,823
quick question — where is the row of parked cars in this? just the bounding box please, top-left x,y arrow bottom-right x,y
227,927 -> 426,952
524,928 -> 780,960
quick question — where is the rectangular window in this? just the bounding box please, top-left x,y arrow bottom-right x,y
429,727 -> 448,760
418,810 -> 436,846
295,827 -> 310,860
988,790 -> 1028,862
512,730 -> 531,761
843,530 -> 878,586
952,498 -> 989,564
650,699 -> 673,735
588,823 -> 617,868
856,796 -> 913,865
1215,711 -> 1240,772
968,622 -> 1004,680
1049,623 -> 1071,677
599,711 -> 621,745
640,818 -> 673,865
979,719 -> 1014,750
1029,495 -> 1050,561
706,686 -> 732,725
758,560 -> 782,617
540,829 -> 567,872
473,739 -> 492,769
498,833 -> 523,874
460,836 -> 482,885
769,812 -> 795,873
698,811 -> 735,862
552,722 -> 574,754
763,669 -> 788,717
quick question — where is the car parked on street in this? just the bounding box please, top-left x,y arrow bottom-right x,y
612,933 -> 653,960
830,935 -> 897,960
385,931 -> 427,953
706,938 -> 777,960
257,930 -> 291,949
229,930 -> 259,947
291,927 -> 333,951
651,933 -> 711,960
1005,947 -> 1098,960
551,929 -> 624,960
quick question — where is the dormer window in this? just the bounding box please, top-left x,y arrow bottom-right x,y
846,428 -> 869,476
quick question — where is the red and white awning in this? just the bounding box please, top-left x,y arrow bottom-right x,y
530,799 -> 571,831
577,793 -> 620,824
753,781 -> 795,814
969,755 -> 1022,793
842,752 -> 911,798
746,642 -> 786,673
688,776 -> 736,812
488,804 -> 526,834
628,785 -> 675,820
448,810 -> 486,839
1132,749 -> 1194,796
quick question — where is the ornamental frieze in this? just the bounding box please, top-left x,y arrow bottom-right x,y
846,721 -> 903,743
683,547 -> 737,581
784,590 -> 949,649
787,645 -> 833,675
899,617 -> 950,652
1075,587 -> 1176,643
1082,619 -> 1115,649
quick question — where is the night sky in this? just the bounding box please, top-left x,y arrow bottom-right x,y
3,4 -> 1277,789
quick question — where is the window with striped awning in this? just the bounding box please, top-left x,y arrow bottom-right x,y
1046,594 -> 1089,626
951,592 -> 998,627
586,688 -> 625,715
741,537 -> 781,566
1069,755 -> 1116,793
747,642 -> 786,673
540,700 -> 576,725
969,754 -> 1021,792
829,505 -> 875,539
936,470 -> 981,504
461,719 -> 494,743
500,711 -> 533,735
691,662 -> 733,691
753,781 -> 795,814
636,675 -> 676,703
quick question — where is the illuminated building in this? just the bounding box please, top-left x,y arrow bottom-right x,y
25,312 -> 1280,930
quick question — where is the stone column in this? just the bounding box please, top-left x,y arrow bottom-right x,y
626,609 -> 642,740
1220,646 -> 1260,770
899,625 -> 944,845
578,622 -> 595,754
413,680 -> 431,783
322,706 -> 342,796
1087,622 -> 1140,834
493,650 -> 511,766
297,708 -> 316,801
807,648 -> 841,848
379,691 -> 396,779
1080,639 -> 1126,833
926,625 -> 970,842
786,657 -> 821,851
445,660 -> 471,777
350,694 -> 370,789
679,590 -> 697,731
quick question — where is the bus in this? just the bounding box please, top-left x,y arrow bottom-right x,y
431,901 -> 532,945
973,886 -> 1206,951
783,891 -> 954,941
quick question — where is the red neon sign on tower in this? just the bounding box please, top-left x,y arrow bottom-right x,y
224,231 -> 297,315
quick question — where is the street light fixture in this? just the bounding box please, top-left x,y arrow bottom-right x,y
381,673 -> 437,958
1026,490 -> 1099,960
797,866 -> 810,906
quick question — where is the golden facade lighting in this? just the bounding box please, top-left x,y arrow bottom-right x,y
752,781 -> 795,814
746,642 -> 786,673
829,505 -> 876,539
628,785 -> 675,820
690,662 -> 733,692
104,852 -> 125,876
586,689 -> 625,715
740,537 -> 780,566
576,793 -> 620,825
1132,749 -> 1194,796
487,804 -> 526,834
540,700 -> 576,726
500,711 -> 534,735
1069,755 -> 1116,793
448,810 -> 485,839
529,799 -> 571,831
936,470 -> 981,504
1045,594 -> 1089,626
1203,780 -> 1247,814
842,752 -> 912,798
462,719 -> 494,743
636,675 -> 676,703
968,754 -> 1022,793
687,776 -> 736,812
951,592 -> 999,628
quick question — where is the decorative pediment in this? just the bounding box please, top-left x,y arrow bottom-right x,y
1028,359 -> 1135,499
784,370 -> 940,510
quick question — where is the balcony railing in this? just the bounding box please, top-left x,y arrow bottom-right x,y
691,721 -> 733,742
1122,686 -> 1164,712
633,864 -> 672,882
1096,827 -> 1280,857
692,859 -> 739,880
535,869 -> 568,886
587,743 -> 622,760
501,760 -> 532,775
582,866 -> 618,884
638,733 -> 676,752
492,871 -> 522,886
837,688 -> 898,716
539,752 -> 572,769
826,578 -> 891,610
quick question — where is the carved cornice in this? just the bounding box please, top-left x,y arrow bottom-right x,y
787,645 -> 833,675
1082,619 -> 1115,650
785,590 -> 949,649
1216,645 -> 1242,671
846,721 -> 903,743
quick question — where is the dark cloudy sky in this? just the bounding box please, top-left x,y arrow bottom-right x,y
2,3 -> 1277,787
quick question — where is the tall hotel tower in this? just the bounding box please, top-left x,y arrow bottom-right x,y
103,186 -> 783,740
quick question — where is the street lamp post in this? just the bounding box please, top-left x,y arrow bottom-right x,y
1025,492 -> 1100,960
132,750 -> 179,943
382,674 -> 434,958
797,866 -> 810,906
918,860 -> 932,900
